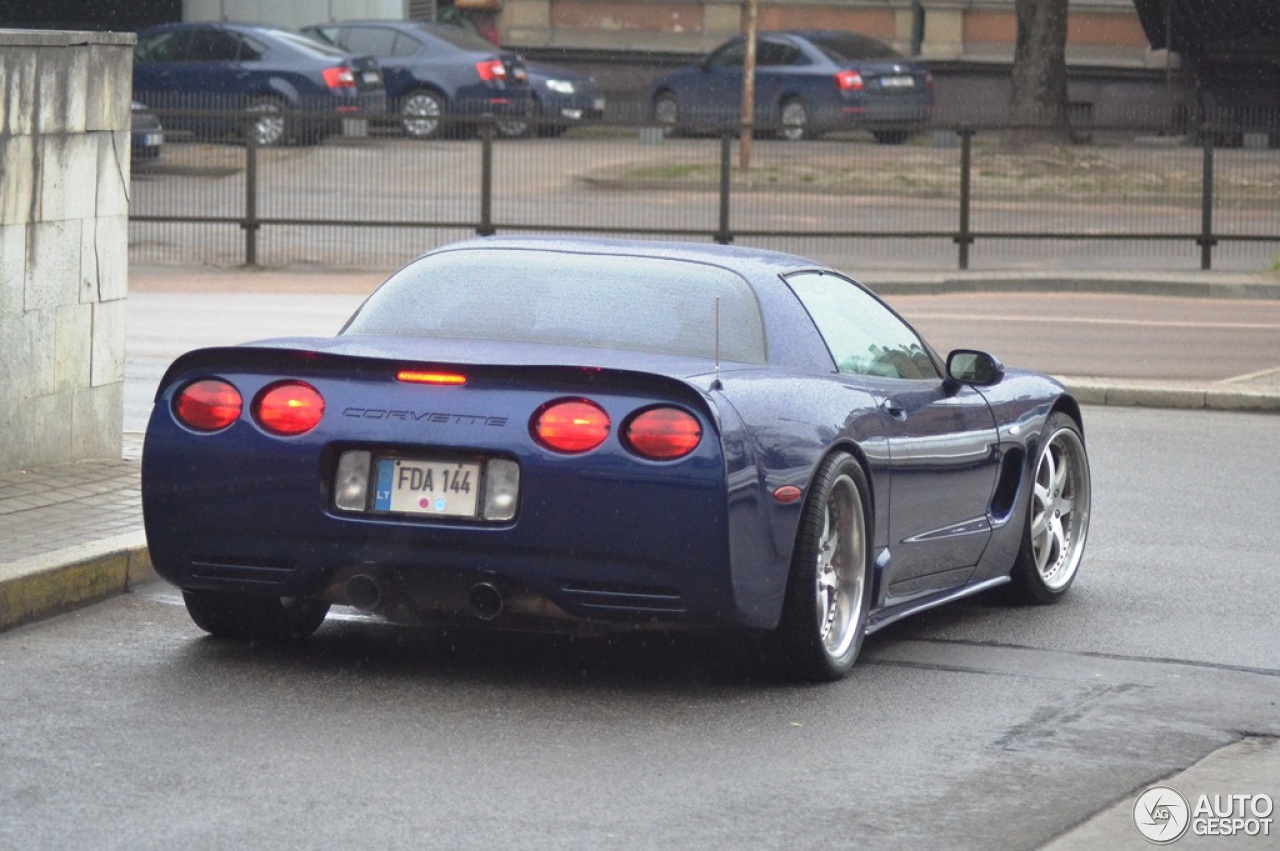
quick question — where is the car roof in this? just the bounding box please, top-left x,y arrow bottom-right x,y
423,235 -> 827,280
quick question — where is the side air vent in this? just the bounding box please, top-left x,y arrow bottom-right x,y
989,447 -> 1026,520
561,581 -> 687,614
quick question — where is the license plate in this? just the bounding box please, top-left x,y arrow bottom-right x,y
373,457 -> 480,517
362,71 -> 381,85
142,133 -> 163,146
880,76 -> 915,89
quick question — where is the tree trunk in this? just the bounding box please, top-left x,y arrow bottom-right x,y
1008,0 -> 1072,145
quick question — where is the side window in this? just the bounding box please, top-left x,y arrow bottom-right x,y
786,272 -> 939,380
708,40 -> 745,69
391,34 -> 421,58
239,35 -> 267,62
757,39 -> 804,67
343,27 -> 398,57
186,29 -> 244,62
135,31 -> 188,63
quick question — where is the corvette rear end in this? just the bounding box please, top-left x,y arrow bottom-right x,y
142,341 -> 739,632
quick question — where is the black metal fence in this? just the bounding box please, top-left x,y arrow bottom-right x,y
129,109 -> 1280,273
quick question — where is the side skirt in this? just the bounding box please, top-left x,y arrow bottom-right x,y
864,575 -> 1011,636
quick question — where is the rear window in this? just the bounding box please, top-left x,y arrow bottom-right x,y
341,248 -> 767,364
807,32 -> 902,62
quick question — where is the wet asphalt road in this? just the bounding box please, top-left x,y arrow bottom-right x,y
3,404 -> 1278,849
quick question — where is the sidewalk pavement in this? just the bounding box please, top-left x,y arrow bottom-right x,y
1,269 -> 1277,847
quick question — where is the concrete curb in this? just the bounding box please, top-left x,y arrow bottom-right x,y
1061,378 -> 1280,413
0,532 -> 154,632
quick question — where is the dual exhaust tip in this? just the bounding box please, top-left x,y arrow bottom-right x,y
344,574 -> 504,621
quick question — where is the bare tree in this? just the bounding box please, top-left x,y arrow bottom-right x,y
1008,0 -> 1072,144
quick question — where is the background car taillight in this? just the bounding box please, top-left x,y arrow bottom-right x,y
322,66 -> 357,89
924,70 -> 935,90
253,381 -> 325,436
174,379 -> 242,432
835,70 -> 864,92
475,59 -> 508,82
623,407 -> 702,461
532,399 -> 609,453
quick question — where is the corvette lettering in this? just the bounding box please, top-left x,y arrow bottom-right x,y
343,408 -> 508,427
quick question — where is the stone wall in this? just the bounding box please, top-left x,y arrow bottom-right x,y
0,30 -> 135,472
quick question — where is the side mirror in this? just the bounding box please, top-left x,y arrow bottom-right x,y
946,349 -> 1005,386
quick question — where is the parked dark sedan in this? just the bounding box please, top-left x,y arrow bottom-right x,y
302,20 -> 532,139
651,30 -> 933,142
510,60 -> 606,137
141,237 -> 1090,682
132,22 -> 386,147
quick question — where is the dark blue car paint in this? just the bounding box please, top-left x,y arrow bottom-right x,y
142,237 -> 1078,635
651,30 -> 933,137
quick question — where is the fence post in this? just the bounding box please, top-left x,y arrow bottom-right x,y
1199,129 -> 1216,270
715,131 -> 733,244
243,116 -> 259,267
478,114 -> 495,237
955,127 -> 974,270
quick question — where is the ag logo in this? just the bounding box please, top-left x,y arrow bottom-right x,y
1134,785 -> 1191,844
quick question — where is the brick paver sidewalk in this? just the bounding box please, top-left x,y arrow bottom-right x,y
0,435 -> 143,566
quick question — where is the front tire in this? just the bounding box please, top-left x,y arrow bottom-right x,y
1009,412 -> 1091,603
652,91 -> 680,135
183,589 -> 329,642
771,453 -> 873,681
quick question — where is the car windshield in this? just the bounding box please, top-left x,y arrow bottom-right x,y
342,248 -> 767,363
807,32 -> 903,62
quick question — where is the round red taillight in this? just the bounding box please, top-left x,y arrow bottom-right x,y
623,407 -> 702,460
252,381 -> 325,436
174,379 -> 242,432
532,399 -> 610,454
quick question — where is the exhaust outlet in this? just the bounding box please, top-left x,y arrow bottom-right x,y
345,574 -> 382,611
468,582 -> 504,621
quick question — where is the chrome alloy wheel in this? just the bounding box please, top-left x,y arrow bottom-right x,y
401,92 -> 443,139
1030,427 -> 1091,590
814,472 -> 867,658
780,99 -> 808,141
248,100 -> 286,147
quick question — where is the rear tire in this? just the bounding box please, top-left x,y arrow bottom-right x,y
183,589 -> 329,642
1008,413 -> 1091,603
246,96 -> 290,147
400,89 -> 446,140
770,452 -> 873,681
779,97 -> 810,141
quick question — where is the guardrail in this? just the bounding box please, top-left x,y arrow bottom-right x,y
128,109 -> 1280,271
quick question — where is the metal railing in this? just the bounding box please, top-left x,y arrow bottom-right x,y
128,109 -> 1280,272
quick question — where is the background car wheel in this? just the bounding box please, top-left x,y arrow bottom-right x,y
246,96 -> 289,147
652,91 -> 680,135
1009,412 -> 1092,603
182,589 -> 329,641
873,130 -> 910,145
770,452 -> 873,681
779,97 -> 810,141
400,89 -> 446,140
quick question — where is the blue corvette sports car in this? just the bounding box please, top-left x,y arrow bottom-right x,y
141,237 -> 1091,681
